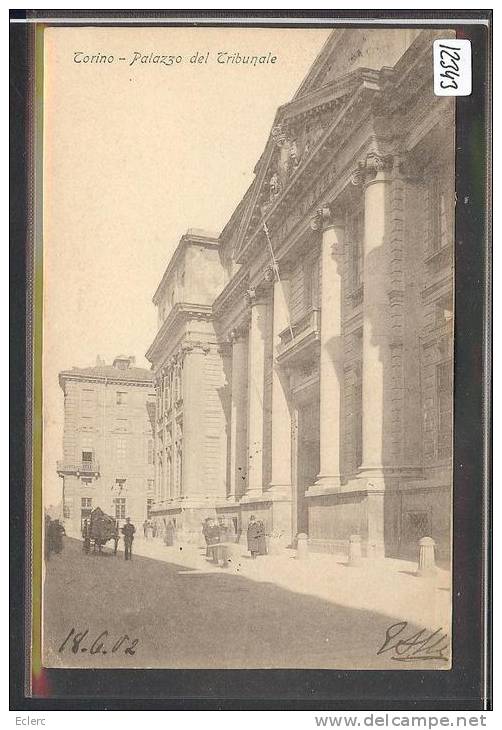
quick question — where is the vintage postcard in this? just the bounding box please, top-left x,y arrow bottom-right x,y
40,23 -> 455,670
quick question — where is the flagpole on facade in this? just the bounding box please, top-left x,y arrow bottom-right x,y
262,222 -> 294,342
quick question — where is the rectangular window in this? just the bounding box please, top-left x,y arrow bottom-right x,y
115,478 -> 126,493
436,361 -> 453,459
166,455 -> 172,499
81,477 -> 93,488
81,389 -> 96,412
81,434 -> 94,448
116,438 -> 127,461
435,292 -> 454,327
428,176 -> 450,254
114,497 -> 126,520
116,391 -> 127,405
82,450 -> 93,462
146,498 -> 154,520
147,478 -> 154,495
115,418 -> 128,432
81,497 -> 92,509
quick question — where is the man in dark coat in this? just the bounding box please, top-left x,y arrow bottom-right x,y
247,515 -> 267,559
205,519 -> 221,563
50,519 -> 66,554
121,517 -> 136,561
82,518 -> 91,554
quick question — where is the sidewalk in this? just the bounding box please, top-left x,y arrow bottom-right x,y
132,536 -> 451,633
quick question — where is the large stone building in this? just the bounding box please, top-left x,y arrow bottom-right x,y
57,355 -> 156,535
146,29 -> 454,560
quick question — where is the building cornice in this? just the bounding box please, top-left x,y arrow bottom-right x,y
145,302 -> 213,365
212,266 -> 249,317
58,373 -> 153,389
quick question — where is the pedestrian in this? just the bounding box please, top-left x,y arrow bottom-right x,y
112,521 -> 120,555
227,517 -> 237,544
202,518 -> 211,557
142,520 -> 148,538
206,518 -> 221,563
247,515 -> 266,559
50,519 -> 66,555
146,520 -> 153,540
218,516 -> 229,544
121,517 -> 136,561
82,518 -> 91,554
165,519 -> 175,547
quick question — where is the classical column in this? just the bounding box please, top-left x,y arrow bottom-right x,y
310,207 -> 345,492
180,341 -> 209,500
228,327 -> 248,501
244,288 -> 268,499
268,268 -> 293,496
358,154 -> 393,478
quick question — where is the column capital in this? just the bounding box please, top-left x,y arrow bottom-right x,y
180,340 -> 210,357
351,152 -> 395,186
245,286 -> 269,308
228,325 -> 248,344
310,205 -> 344,232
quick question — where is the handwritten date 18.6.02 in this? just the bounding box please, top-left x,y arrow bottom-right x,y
58,628 -> 139,656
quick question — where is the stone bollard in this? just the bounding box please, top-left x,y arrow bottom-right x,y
348,534 -> 362,566
296,533 -> 309,560
417,536 -> 436,576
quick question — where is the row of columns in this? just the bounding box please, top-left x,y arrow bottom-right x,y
227,153 -> 393,500
312,156 -> 393,489
228,277 -> 293,502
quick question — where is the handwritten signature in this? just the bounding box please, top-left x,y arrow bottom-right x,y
58,627 -> 139,656
377,621 -> 449,662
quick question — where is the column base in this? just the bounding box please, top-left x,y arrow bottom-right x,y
239,491 -> 268,504
306,475 -> 342,497
266,483 -> 292,500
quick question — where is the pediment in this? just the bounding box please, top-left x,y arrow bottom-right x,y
233,76 -> 361,263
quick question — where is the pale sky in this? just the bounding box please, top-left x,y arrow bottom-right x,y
42,26 -> 331,506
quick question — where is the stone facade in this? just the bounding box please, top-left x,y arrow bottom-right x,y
146,29 -> 454,560
57,356 -> 156,535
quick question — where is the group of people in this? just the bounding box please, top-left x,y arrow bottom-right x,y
44,515 -> 66,560
142,519 -> 158,540
202,514 -> 267,561
202,516 -> 237,561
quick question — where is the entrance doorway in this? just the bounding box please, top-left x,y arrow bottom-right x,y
295,399 -> 320,536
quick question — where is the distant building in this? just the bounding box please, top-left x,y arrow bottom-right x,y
146,29 -> 454,559
146,230 -> 228,541
57,355 -> 156,535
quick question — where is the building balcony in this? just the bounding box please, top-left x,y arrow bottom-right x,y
277,308 -> 321,365
57,460 -> 100,476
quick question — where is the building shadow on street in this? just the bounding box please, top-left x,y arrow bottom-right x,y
43,538 -> 450,671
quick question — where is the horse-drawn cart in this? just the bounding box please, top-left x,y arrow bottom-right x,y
83,507 -> 119,555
